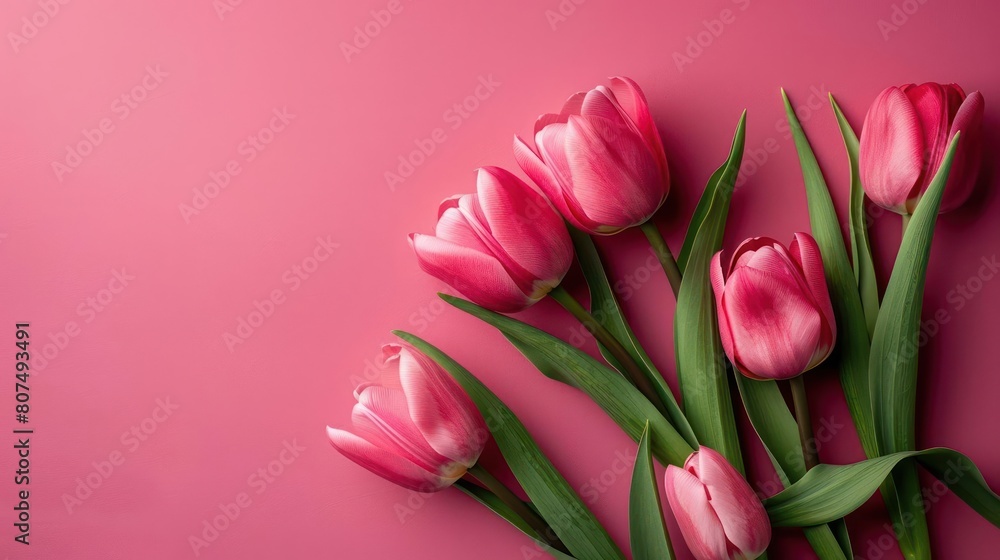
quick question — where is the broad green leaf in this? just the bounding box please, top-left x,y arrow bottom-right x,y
677,163 -> 726,273
629,423 -> 675,560
868,135 -> 960,560
674,110 -> 746,473
569,227 -> 698,449
394,331 -> 625,560
735,376 -> 848,559
871,135 -> 958,476
831,94 -> 879,336
441,295 -> 694,467
455,480 -> 576,560
734,377 -> 804,484
764,447 -> 1000,529
781,89 -> 878,461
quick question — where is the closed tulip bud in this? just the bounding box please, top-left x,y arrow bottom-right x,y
327,343 -> 488,492
860,82 -> 984,214
409,166 -> 574,313
513,76 -> 670,235
710,233 -> 836,380
664,446 -> 771,560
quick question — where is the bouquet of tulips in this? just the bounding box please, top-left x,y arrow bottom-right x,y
327,78 -> 996,559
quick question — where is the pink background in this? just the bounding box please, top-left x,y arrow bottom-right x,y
2,1 -> 998,558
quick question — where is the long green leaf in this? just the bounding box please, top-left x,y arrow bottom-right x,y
869,135 -> 960,560
441,295 -> 694,466
781,89 -> 878,461
678,163 -> 726,273
831,94 -> 879,336
735,377 -> 849,559
764,447 -> 1000,528
569,227 -> 698,448
629,423 -> 675,560
455,480 -> 577,560
674,110 -> 746,473
871,133 -> 958,480
394,331 -> 625,560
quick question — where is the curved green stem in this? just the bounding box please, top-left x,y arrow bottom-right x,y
640,222 -> 682,297
790,375 -> 819,470
464,463 -> 569,554
549,285 -> 669,418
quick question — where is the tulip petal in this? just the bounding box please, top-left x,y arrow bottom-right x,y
729,237 -> 781,273
528,125 -> 606,232
560,91 -> 586,118
665,465 -> 731,560
944,84 -> 967,122
565,115 -> 664,229
409,234 -> 532,313
327,428 -> 456,493
608,76 -> 670,183
905,83 -> 951,200
437,195 -> 462,218
476,166 -> 573,288
582,88 -> 628,125
435,206 -> 491,254
723,264 -> 823,380
711,251 -> 736,364
353,385 -> 455,473
941,90 -> 984,212
860,87 -> 924,213
696,447 -> 772,558
787,233 -> 836,342
397,344 -> 488,467
372,344 -> 402,389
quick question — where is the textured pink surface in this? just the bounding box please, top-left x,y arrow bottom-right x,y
1,1 -> 998,559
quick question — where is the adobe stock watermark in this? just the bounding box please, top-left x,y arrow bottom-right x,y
32,268 -> 136,372
855,457 -> 973,560
753,415 -> 846,500
51,65 -> 168,183
7,0 -> 71,54
877,0 -> 929,41
564,244 -> 669,350
545,0 -> 588,31
579,449 -> 635,505
213,0 -> 247,21
340,0 -> 411,63
883,254 -> 1000,365
188,439 -> 305,556
178,107 -> 295,223
222,236 -> 339,353
384,74 -> 502,192
673,0 -> 750,73
61,397 -> 179,514
731,83 -> 826,192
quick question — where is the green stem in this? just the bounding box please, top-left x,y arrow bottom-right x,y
549,285 -> 669,418
464,463 -> 569,554
901,213 -> 911,236
790,375 -> 819,470
639,222 -> 682,297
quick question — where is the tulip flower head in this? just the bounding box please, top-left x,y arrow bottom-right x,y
710,233 -> 836,381
514,77 -> 670,235
327,343 -> 488,492
664,446 -> 771,560
409,166 -> 574,313
860,82 -> 984,214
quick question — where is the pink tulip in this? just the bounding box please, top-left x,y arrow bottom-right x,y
513,77 -> 670,235
860,82 -> 984,214
409,166 -> 573,313
664,446 -> 771,560
710,233 -> 836,381
327,343 -> 488,492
